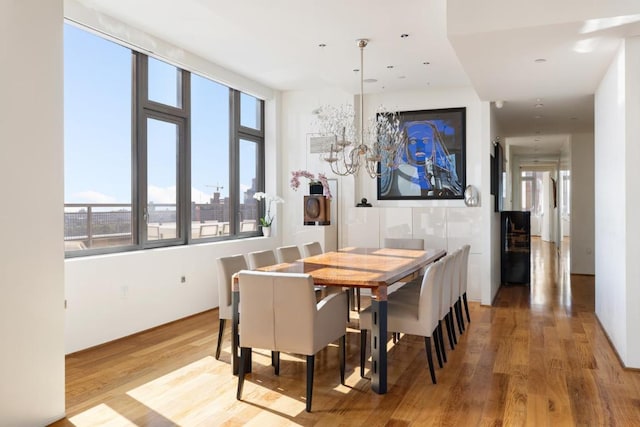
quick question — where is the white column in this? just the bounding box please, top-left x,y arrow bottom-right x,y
0,1 -> 65,424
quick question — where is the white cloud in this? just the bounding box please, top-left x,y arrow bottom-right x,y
191,187 -> 211,204
71,191 -> 117,204
148,185 -> 177,204
148,186 -> 217,204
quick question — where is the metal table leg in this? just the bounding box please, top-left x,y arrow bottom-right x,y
370,287 -> 388,394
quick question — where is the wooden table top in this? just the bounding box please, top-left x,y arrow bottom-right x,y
258,246 -> 446,289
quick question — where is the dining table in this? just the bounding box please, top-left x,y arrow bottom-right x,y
231,246 -> 446,394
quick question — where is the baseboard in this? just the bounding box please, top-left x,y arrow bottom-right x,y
594,313 -> 640,372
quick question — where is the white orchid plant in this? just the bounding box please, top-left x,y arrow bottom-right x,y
253,192 -> 284,227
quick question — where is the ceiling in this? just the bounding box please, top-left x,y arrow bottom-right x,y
73,0 -> 640,159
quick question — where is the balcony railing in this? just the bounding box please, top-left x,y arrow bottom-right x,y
64,202 -> 259,251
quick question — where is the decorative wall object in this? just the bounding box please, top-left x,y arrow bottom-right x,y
377,107 -> 466,200
464,185 -> 479,207
304,195 -> 330,225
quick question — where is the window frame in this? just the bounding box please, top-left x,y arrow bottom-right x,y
63,23 -> 266,257
225,90 -> 265,238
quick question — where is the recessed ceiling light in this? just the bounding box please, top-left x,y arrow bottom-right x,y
387,65 -> 394,69
423,61 -> 430,65
534,58 -> 547,63
400,33 -> 409,38
353,68 -> 359,72
535,103 -> 544,108
364,78 -> 378,83
318,43 -> 326,48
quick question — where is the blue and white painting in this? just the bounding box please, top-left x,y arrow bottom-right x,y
378,108 -> 466,200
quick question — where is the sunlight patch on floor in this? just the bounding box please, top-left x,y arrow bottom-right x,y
69,403 -> 136,427
124,355 -> 220,423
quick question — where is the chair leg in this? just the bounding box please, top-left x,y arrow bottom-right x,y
273,351 -> 280,375
438,322 -> 447,363
339,335 -> 346,385
236,347 -> 250,400
424,337 -> 437,384
215,319 -> 226,360
445,314 -> 455,350
306,355 -> 315,412
456,299 -> 465,334
360,330 -> 367,378
433,326 -> 443,368
356,288 -> 361,312
449,308 -> 458,346
463,292 -> 471,322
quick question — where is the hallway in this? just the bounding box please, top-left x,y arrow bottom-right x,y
51,239 -> 640,426
486,237 -> 631,425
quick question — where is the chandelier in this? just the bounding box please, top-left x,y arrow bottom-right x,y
318,39 -> 406,178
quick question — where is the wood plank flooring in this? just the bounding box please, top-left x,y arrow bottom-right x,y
50,238 -> 640,426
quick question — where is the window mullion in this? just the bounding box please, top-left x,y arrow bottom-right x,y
229,89 -> 240,236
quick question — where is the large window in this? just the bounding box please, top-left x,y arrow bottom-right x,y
190,74 -> 230,239
64,23 -> 265,255
560,170 -> 571,217
64,24 -> 133,251
521,171 -> 543,215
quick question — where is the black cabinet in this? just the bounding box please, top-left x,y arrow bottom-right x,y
500,211 -> 531,285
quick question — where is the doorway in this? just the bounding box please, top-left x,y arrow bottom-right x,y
519,167 -> 570,248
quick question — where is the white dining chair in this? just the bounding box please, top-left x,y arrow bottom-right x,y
383,237 -> 426,341
359,260 -> 444,384
301,241 -> 323,257
439,253 -> 457,350
215,254 -> 248,360
236,270 -> 348,412
276,245 -> 302,263
384,237 -> 425,295
460,245 -> 471,323
383,237 -> 425,250
247,249 -> 277,269
451,248 -> 466,335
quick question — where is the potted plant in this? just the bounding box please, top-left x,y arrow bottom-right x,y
252,192 -> 284,236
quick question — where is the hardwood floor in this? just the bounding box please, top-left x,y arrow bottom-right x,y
50,238 -> 640,426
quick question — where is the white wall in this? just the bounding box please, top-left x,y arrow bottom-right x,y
623,37 -> 640,368
279,88 -> 357,251
280,86 -> 496,304
344,206 -> 484,302
0,1 -> 66,425
571,132 -> 595,275
61,1 -> 285,353
595,37 -> 640,368
489,106 -> 503,304
65,237 -> 278,352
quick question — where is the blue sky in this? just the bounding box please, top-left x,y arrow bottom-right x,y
64,24 -> 258,207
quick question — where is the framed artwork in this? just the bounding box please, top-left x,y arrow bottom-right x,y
377,107 -> 466,200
